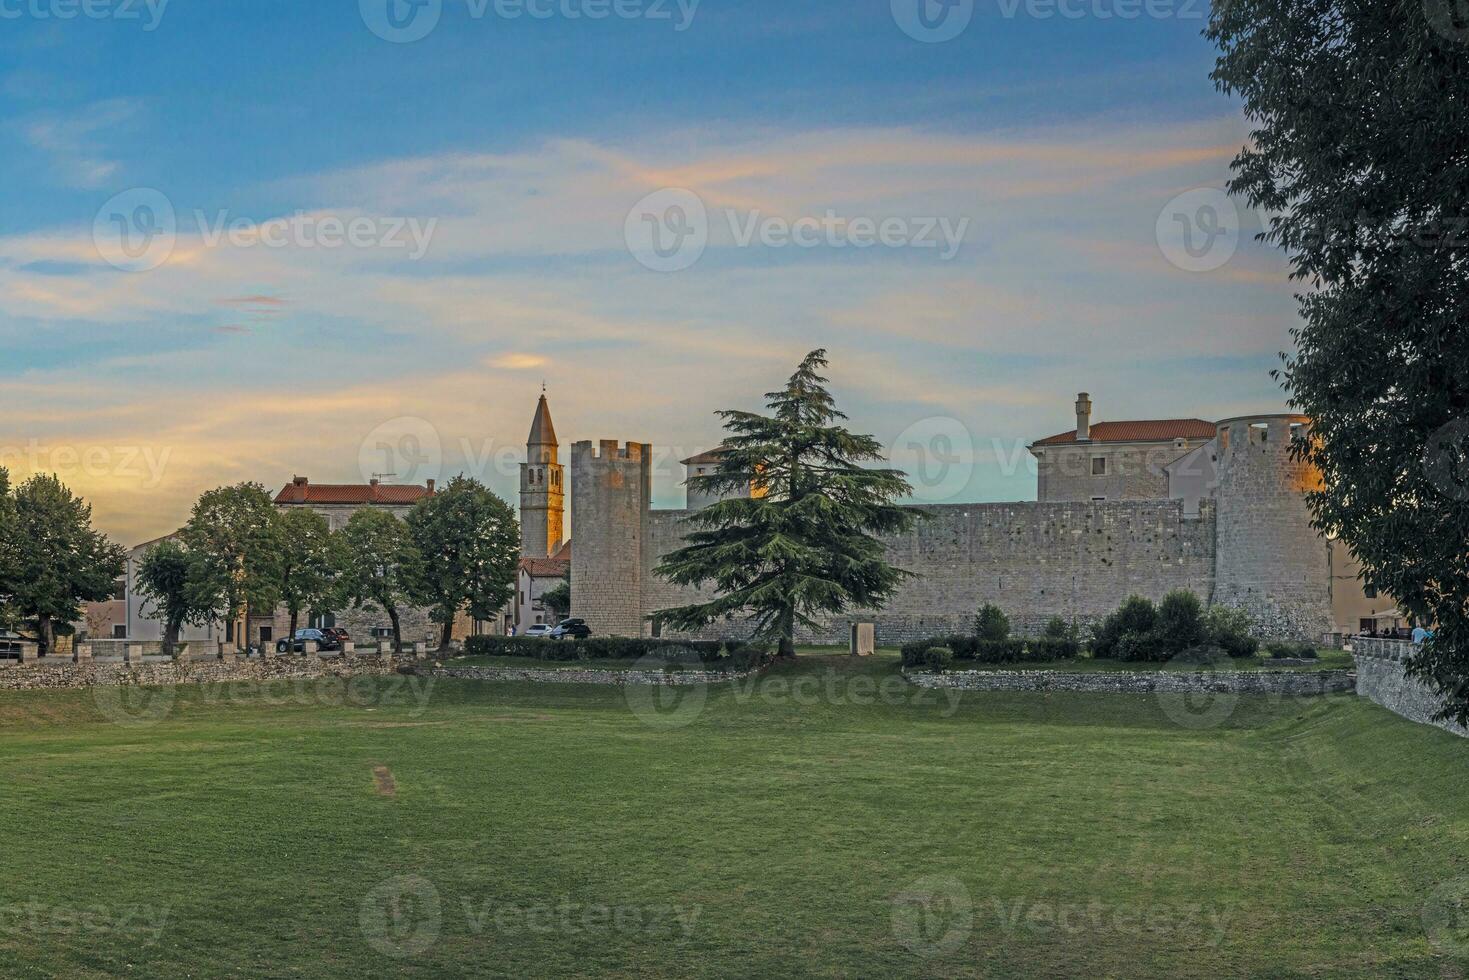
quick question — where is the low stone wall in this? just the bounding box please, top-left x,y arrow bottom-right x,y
0,654 -> 407,692
905,668 -> 1354,696
1355,649 -> 1468,739
422,666 -> 756,686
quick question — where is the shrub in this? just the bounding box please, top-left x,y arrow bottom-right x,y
1092,596 -> 1158,659
1267,642 -> 1318,660
1029,637 -> 1081,661
1204,606 -> 1259,659
1042,616 -> 1074,641
975,604 -> 1011,642
1156,591 -> 1207,654
973,639 -> 1030,663
924,647 -> 954,673
1115,631 -> 1170,663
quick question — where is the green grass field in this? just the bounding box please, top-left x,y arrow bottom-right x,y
1,655 -> 1466,978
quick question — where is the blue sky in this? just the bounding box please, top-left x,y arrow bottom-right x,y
0,0 -> 1296,542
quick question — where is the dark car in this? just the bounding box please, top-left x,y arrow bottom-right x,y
550,618 -> 591,640
276,628 -> 340,654
322,627 -> 351,646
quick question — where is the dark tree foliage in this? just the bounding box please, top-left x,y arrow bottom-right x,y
8,474 -> 127,653
0,467 -> 15,632
654,350 -> 919,656
1210,1 -> 1469,721
136,539 -> 214,657
406,476 -> 520,650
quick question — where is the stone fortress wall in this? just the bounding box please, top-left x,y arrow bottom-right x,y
570,415 -> 1338,645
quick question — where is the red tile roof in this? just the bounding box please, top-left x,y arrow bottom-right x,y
1032,419 -> 1218,447
520,540 -> 572,578
274,479 -> 434,506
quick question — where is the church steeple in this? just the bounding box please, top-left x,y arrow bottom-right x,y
520,392 -> 564,558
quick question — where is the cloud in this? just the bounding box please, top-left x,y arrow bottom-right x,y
19,98 -> 140,189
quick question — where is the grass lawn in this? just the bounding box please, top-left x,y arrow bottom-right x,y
1,656 -> 1466,977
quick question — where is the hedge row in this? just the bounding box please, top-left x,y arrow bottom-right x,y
899,635 -> 1081,668
462,634 -> 766,670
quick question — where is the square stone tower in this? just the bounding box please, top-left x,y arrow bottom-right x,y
519,393 -> 565,558
570,440 -> 652,637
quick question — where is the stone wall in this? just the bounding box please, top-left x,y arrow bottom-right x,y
640,500 -> 1217,645
1354,643 -> 1468,738
1034,440 -> 1204,503
0,653 -> 406,692
906,667 -> 1354,696
422,665 -> 754,686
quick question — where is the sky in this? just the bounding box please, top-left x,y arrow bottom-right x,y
0,0 -> 1297,545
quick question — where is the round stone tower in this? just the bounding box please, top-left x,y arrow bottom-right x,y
1212,414 -> 1333,641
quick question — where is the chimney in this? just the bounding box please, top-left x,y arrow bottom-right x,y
292,475 -> 308,487
1076,393 -> 1092,442
426,479 -> 436,493
369,478 -> 379,487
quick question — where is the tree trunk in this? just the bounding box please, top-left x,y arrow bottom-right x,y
37,615 -> 53,656
288,610 -> 299,649
777,606 -> 795,658
388,607 -> 402,654
440,619 -> 454,652
163,619 -> 181,659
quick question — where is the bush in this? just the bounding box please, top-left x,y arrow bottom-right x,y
975,604 -> 1011,642
1042,616 -> 1074,641
1115,631 -> 1170,663
924,647 -> 954,673
1156,591 -> 1207,654
973,639 -> 1029,663
1204,606 -> 1260,659
1092,596 -> 1158,659
1267,642 -> 1318,660
1029,637 -> 1081,661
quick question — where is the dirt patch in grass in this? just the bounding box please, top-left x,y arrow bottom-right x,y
372,765 -> 396,797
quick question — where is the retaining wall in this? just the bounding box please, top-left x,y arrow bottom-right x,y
1354,642 -> 1468,739
905,668 -> 1354,696
0,654 -> 408,692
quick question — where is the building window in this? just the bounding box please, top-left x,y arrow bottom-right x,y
1092,457 -> 1107,476
1364,584 -> 1378,599
259,627 -> 274,643
112,624 -> 128,639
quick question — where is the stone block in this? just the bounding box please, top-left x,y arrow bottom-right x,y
379,641 -> 396,658
850,623 -> 875,657
73,643 -> 93,664
411,641 -> 428,658
303,640 -> 319,656
124,643 -> 146,666
340,640 -> 355,656
17,643 -> 39,664
217,642 -> 237,661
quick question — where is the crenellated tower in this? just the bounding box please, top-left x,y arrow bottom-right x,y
519,393 -> 565,558
570,440 -> 652,637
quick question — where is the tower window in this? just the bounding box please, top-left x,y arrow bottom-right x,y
1092,457 -> 1107,476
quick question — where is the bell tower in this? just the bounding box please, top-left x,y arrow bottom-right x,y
520,391 -> 565,558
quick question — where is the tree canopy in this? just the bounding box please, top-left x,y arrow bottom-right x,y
136,538 -> 215,657
1210,1 -> 1469,721
654,350 -> 918,656
275,507 -> 342,643
406,476 -> 520,650
338,508 -> 422,653
181,483 -> 283,646
7,473 -> 126,652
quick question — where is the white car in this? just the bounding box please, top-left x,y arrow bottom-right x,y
523,624 -> 554,638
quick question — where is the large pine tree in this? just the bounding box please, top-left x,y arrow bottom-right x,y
654,350 -> 919,656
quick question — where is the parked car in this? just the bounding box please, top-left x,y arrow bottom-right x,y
322,627 -> 351,646
550,618 -> 591,640
276,628 -> 340,654
523,624 -> 555,638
